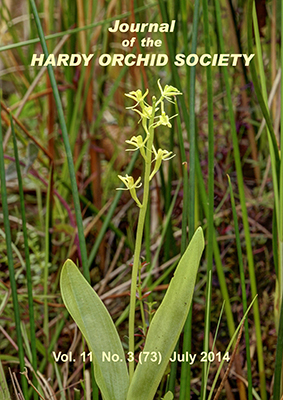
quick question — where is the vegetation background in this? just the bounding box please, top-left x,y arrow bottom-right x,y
0,0 -> 281,399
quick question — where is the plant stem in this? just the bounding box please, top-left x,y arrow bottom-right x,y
29,0 -> 90,280
129,98 -> 156,382
138,266 -> 147,335
139,298 -> 147,336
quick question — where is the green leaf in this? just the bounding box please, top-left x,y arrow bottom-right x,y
127,227 -> 204,400
60,260 -> 129,400
163,391 -> 174,400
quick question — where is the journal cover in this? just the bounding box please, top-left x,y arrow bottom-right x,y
0,1 -> 278,399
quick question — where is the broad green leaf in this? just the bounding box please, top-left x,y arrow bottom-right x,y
60,260 -> 129,400
127,227 -> 204,400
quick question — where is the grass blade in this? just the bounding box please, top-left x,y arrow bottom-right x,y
10,114 -> 38,399
215,0 -> 266,396
228,175 -> 253,400
29,0 -> 90,280
0,102 -> 28,397
179,2 -> 200,397
200,0 -> 214,396
207,296 -> 258,400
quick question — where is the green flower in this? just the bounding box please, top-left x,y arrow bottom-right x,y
149,149 -> 175,181
157,79 -> 182,103
117,174 -> 143,208
125,135 -> 149,159
125,89 -> 149,109
130,106 -> 156,120
142,105 -> 155,118
125,89 -> 159,120
152,112 -> 178,129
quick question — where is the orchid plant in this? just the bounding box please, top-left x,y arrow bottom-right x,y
60,81 -> 204,400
